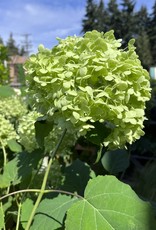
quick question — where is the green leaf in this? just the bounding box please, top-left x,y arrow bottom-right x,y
62,159 -> 95,196
35,117 -> 54,148
65,175 -> 156,230
0,150 -> 43,188
0,85 -> 15,98
0,157 -> 20,188
101,149 -> 130,174
21,198 -> 34,229
3,196 -> 13,212
7,139 -> 22,153
30,195 -> 77,230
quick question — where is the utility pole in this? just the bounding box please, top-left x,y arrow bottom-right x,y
21,33 -> 32,57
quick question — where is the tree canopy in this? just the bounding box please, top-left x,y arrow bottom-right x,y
82,0 -> 156,69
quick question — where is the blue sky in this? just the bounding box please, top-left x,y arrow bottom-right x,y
0,0 -> 155,54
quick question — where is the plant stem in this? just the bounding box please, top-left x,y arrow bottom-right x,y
25,128 -> 67,230
0,139 -> 10,195
0,139 -> 7,167
0,202 -> 6,230
16,202 -> 22,230
0,188 -> 82,201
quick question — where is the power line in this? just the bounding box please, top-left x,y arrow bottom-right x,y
20,33 -> 32,57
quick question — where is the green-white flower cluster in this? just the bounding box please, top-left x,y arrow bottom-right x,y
0,96 -> 27,121
0,92 -> 75,153
0,114 -> 18,148
0,95 -> 27,149
17,111 -> 41,153
18,111 -> 76,154
25,30 -> 151,149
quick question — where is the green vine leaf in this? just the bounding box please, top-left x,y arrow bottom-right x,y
30,195 -> 77,230
65,175 -> 156,230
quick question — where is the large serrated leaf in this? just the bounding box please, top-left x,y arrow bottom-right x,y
65,175 -> 156,230
30,195 -> 77,230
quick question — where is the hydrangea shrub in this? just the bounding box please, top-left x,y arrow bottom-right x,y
0,96 -> 27,121
18,111 -> 41,152
25,30 -> 151,149
0,114 -> 18,148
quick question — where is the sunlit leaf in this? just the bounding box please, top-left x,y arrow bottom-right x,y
21,198 -> 34,229
65,176 -> 156,230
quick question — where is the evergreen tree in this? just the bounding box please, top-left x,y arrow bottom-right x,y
0,36 -> 3,44
95,0 -> 109,32
135,31 -> 152,69
107,0 -> 122,39
0,44 -> 9,85
6,33 -> 19,56
81,0 -> 153,69
81,0 -> 97,33
19,46 -> 27,56
120,0 -> 136,46
148,1 -> 156,65
135,6 -> 152,69
136,6 -> 149,32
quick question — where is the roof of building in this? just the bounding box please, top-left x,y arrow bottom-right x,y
8,55 -> 28,64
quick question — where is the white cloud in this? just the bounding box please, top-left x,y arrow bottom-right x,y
0,0 -> 154,54
24,4 -> 38,16
0,1 -> 85,53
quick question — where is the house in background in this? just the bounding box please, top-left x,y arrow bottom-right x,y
8,55 -> 27,88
